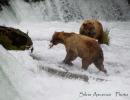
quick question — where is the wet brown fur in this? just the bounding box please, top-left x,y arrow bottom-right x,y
79,19 -> 104,44
50,31 -> 107,73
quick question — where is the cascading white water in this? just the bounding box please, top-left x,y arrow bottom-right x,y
0,0 -> 130,24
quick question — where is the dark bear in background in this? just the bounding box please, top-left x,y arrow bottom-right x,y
50,31 -> 107,73
79,19 -> 104,44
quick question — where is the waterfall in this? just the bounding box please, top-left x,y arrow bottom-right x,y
0,0 -> 130,24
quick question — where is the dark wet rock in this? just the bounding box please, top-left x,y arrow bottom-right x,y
24,0 -> 45,3
128,0 -> 130,4
0,26 -> 33,50
0,0 -> 10,6
0,0 -> 10,10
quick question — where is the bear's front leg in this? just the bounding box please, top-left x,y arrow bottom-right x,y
63,50 -> 77,66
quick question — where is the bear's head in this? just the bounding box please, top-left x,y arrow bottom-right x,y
82,20 -> 96,37
49,32 -> 64,48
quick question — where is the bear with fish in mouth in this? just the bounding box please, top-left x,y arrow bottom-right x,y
49,31 -> 107,73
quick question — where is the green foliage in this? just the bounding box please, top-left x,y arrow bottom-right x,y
102,29 -> 110,45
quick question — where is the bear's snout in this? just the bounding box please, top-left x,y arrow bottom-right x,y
50,39 -> 57,45
49,39 -> 58,48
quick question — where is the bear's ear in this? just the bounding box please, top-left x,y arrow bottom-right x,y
58,32 -> 64,38
54,31 -> 57,33
55,32 -> 60,38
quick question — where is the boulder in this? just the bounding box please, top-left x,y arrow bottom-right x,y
0,26 -> 33,50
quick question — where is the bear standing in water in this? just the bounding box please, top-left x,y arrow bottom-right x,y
50,31 -> 107,73
79,19 -> 104,44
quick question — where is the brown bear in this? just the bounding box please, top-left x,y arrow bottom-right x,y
79,19 -> 104,44
50,31 -> 107,73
